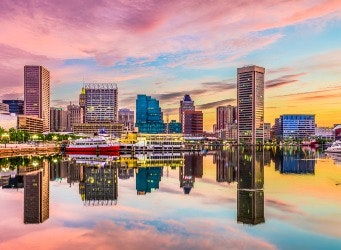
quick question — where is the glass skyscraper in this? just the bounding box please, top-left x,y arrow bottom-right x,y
237,65 -> 265,144
135,94 -> 165,134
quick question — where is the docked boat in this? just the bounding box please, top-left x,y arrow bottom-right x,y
65,136 -> 120,154
325,140 -> 341,153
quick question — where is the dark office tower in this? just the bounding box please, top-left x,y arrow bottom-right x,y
135,94 -> 165,134
24,65 -> 50,132
79,85 -> 86,122
118,108 -> 135,132
82,165 -> 118,205
136,167 -> 162,195
237,65 -> 265,145
237,147 -> 265,225
24,160 -> 49,224
50,107 -> 68,132
2,100 -> 24,114
179,94 -> 195,125
85,83 -> 118,123
182,110 -> 203,136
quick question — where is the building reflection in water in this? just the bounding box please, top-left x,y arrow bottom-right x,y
136,167 -> 163,195
79,163 -> 118,206
179,153 -> 203,194
271,147 -> 316,174
23,159 -> 50,224
214,149 -> 238,184
237,147 -> 265,225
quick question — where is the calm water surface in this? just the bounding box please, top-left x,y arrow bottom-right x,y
0,147 -> 341,250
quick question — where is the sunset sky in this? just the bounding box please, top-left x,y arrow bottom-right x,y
1,0 -> 340,131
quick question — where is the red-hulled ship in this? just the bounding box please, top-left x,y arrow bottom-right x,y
65,136 -> 120,153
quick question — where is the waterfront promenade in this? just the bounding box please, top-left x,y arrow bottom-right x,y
0,143 -> 60,158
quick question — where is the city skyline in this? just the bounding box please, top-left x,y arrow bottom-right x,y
1,1 -> 341,130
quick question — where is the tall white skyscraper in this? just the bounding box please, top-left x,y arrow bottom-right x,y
237,65 -> 265,144
24,65 -> 50,132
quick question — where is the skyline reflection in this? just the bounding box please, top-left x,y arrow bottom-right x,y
0,146 -> 332,224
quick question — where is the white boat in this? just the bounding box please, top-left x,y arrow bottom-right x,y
66,136 -> 120,154
325,140 -> 341,153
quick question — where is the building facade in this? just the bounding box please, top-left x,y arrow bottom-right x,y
24,65 -> 50,132
237,65 -> 265,144
0,103 -> 10,114
274,114 -> 315,140
182,110 -> 203,136
72,123 -> 124,136
179,94 -> 195,125
264,123 -> 271,141
2,100 -> 24,114
135,94 -> 165,134
50,107 -> 68,132
79,86 -> 86,123
0,113 -> 17,130
118,108 -> 135,132
67,104 -> 83,132
17,115 -> 44,134
85,83 -> 118,123
216,106 -> 227,131
168,120 -> 182,133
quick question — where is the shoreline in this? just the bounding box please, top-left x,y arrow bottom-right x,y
0,143 -> 60,158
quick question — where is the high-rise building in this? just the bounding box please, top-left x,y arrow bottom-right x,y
237,65 -> 265,144
118,108 -> 135,131
85,83 -> 118,123
135,94 -> 165,134
24,160 -> 49,224
24,65 -> 50,132
226,105 -> 237,124
274,114 -> 315,140
50,107 -> 68,132
79,86 -> 86,123
216,106 -> 227,131
179,94 -> 195,125
67,104 -> 83,132
182,110 -> 203,135
2,100 -> 24,114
